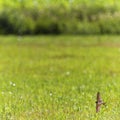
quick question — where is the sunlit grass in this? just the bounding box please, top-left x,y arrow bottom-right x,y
0,35 -> 120,119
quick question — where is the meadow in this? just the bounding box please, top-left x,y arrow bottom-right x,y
0,35 -> 120,119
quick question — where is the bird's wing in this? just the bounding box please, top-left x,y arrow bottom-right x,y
97,92 -> 102,102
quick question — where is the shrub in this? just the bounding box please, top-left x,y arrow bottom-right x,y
0,5 -> 119,35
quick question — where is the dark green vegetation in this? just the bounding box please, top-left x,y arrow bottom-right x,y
0,35 -> 120,119
0,0 -> 120,35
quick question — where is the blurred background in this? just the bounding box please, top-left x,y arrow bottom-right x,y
0,0 -> 120,35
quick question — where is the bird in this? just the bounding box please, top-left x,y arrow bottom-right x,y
96,92 -> 105,113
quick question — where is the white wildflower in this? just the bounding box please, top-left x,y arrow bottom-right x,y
66,71 -> 70,76
1,92 -> 4,95
10,81 -> 16,87
13,83 -> 16,87
49,93 -> 52,96
9,91 -> 12,95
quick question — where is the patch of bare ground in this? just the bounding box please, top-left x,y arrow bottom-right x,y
7,42 -> 120,48
79,42 -> 120,48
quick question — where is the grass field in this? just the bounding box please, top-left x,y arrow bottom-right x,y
0,35 -> 120,119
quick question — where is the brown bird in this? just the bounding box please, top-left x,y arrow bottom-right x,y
96,92 -> 105,113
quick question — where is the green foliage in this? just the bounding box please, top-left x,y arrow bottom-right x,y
0,8 -> 35,34
0,4 -> 119,34
99,18 -> 120,34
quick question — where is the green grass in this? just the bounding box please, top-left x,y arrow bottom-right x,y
0,35 -> 120,119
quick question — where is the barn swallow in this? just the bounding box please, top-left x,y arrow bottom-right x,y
96,92 -> 105,113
